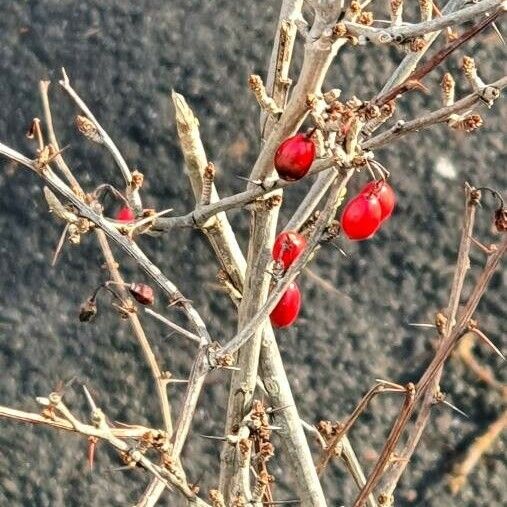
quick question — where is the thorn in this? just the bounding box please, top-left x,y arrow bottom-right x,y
87,436 -> 98,471
471,328 -> 505,361
266,425 -> 283,431
266,404 -> 293,415
63,376 -> 78,391
375,378 -> 405,390
199,434 -> 227,441
491,22 -> 505,45
220,365 -> 241,371
329,242 -> 348,257
407,322 -> 437,328
166,379 -> 190,384
235,175 -> 266,188
470,236 -> 495,255
82,385 -> 98,411
52,224 -> 69,267
60,67 -> 70,86
441,398 -> 470,419
105,465 -> 134,473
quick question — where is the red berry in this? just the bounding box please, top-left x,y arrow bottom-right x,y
340,193 -> 382,240
274,134 -> 316,181
272,231 -> 307,270
116,206 -> 135,223
270,282 -> 302,328
361,180 -> 396,221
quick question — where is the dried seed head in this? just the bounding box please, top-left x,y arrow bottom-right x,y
79,298 -> 97,322
494,206 -> 507,232
128,283 -> 155,305
75,115 -> 102,144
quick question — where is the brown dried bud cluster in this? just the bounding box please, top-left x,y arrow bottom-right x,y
331,22 -> 347,41
140,430 -> 171,452
378,492 -> 395,506
128,283 -> 155,305
409,37 -> 426,52
441,72 -> 455,105
200,162 -> 216,206
231,494 -> 247,507
209,490 -> 226,507
434,311 -> 447,336
390,0 -> 403,13
75,115 -> 102,144
357,11 -> 374,26
131,170 -> 144,190
461,56 -> 477,80
460,114 -> 483,133
263,194 -> 283,211
349,0 -> 362,15
418,0 -> 432,20
216,352 -> 235,368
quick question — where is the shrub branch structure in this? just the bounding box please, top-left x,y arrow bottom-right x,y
0,1 -> 505,506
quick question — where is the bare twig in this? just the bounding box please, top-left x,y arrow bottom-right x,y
344,0 -> 503,45
58,68 -> 143,214
363,77 -> 506,151
378,184 -> 478,501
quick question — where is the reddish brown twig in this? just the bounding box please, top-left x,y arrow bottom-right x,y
374,10 -> 502,107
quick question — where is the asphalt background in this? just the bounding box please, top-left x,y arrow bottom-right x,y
0,1 -> 505,506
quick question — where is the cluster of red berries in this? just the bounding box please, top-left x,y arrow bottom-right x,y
269,231 -> 306,328
273,131 -> 396,241
340,180 -> 396,240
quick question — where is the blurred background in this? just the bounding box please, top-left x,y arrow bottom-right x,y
0,1 -> 505,506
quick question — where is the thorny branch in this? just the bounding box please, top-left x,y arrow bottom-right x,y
0,0 -> 505,505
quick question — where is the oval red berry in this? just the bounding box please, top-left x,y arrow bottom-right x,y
274,134 -> 316,181
360,180 -> 396,221
272,231 -> 307,270
270,282 -> 302,328
115,206 -> 136,223
340,193 -> 382,240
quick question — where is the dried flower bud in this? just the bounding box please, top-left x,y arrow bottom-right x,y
409,37 -> 426,52
129,283 -> 155,305
75,115 -> 102,144
79,298 -> 97,322
331,22 -> 347,40
441,72 -> 455,106
494,206 -> 507,232
358,11 -> 374,26
461,56 -> 476,80
209,490 -> 226,507
131,170 -> 144,189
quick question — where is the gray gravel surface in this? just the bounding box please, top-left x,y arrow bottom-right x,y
0,1 -> 505,506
